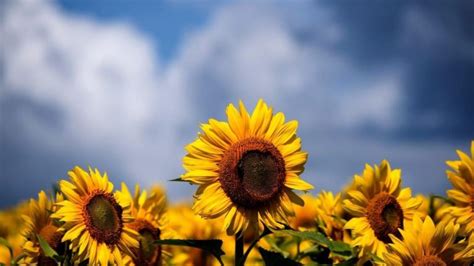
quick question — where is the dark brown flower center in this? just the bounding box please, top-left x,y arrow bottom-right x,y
128,219 -> 162,266
219,138 -> 286,209
83,190 -> 123,245
366,192 -> 403,243
413,255 -> 446,266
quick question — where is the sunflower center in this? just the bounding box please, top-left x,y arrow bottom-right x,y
414,255 -> 446,266
366,192 -> 403,243
128,219 -> 162,266
239,151 -> 280,196
219,138 -> 286,209
83,190 -> 123,245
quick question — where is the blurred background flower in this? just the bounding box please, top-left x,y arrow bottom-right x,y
1,0 -> 473,208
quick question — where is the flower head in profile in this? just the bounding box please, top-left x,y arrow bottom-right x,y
20,191 -> 63,265
116,184 -> 169,266
167,204 -> 227,266
384,215 -> 474,265
314,191 -> 348,242
414,194 -> 453,222
291,192 -> 347,240
445,141 -> 474,235
290,194 -> 319,230
51,166 -> 138,265
181,99 -> 313,235
343,160 -> 422,258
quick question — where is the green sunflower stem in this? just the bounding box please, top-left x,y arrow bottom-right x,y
238,227 -> 272,266
235,232 -> 244,266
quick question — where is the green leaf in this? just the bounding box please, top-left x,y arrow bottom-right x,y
154,239 -> 225,265
0,237 -> 13,259
280,230 -> 355,256
37,234 -> 59,260
258,247 -> 302,266
328,241 -> 351,252
263,237 -> 291,258
279,230 -> 331,246
328,241 -> 353,257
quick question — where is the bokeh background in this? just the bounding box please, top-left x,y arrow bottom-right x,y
1,0 -> 473,208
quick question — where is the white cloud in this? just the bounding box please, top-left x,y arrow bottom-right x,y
2,0 -> 186,189
167,3 -> 402,131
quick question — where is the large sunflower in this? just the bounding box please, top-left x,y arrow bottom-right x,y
20,191 -> 63,265
343,160 -> 422,258
181,99 -> 313,235
384,215 -> 474,265
116,183 -> 169,266
445,141 -> 474,235
51,166 -> 138,265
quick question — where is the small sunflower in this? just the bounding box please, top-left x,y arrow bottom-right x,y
167,204 -> 228,266
313,191 -> 347,242
343,160 -> 422,258
116,183 -> 169,266
446,141 -> 474,235
0,201 -> 28,264
181,99 -> 313,235
414,194 -> 452,222
51,166 -> 138,265
290,191 -> 349,263
20,191 -> 63,265
290,194 -> 319,230
291,192 -> 347,240
384,215 -> 474,265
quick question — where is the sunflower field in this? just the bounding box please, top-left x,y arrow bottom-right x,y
0,100 -> 473,266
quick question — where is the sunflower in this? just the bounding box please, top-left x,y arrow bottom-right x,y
181,99 -> 313,235
343,160 -> 422,259
0,201 -> 29,264
291,192 -> 347,240
290,194 -> 319,230
20,191 -> 63,265
167,204 -> 229,266
51,166 -> 138,265
288,191 -> 349,264
115,183 -> 169,266
313,191 -> 348,242
445,141 -> 474,235
414,194 -> 452,222
384,215 -> 474,265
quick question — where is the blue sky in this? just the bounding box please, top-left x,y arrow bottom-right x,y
58,0 -> 220,63
1,0 -> 473,208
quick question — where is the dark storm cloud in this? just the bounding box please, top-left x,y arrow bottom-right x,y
323,1 -> 474,140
